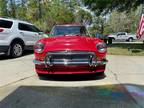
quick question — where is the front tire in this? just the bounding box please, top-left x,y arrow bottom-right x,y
10,42 -> 23,58
128,38 -> 133,42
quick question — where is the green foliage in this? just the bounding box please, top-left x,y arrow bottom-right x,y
0,0 -> 8,16
75,8 -> 92,25
0,0 -> 143,34
83,0 -> 143,15
89,5 -> 142,35
0,0 -> 75,32
104,7 -> 142,34
26,0 -> 75,32
83,0 -> 143,34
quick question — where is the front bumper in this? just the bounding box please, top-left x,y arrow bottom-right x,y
33,59 -> 108,74
33,59 -> 108,67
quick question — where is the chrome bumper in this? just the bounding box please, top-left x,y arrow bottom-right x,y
33,59 -> 108,66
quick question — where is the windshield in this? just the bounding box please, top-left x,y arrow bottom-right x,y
50,25 -> 89,36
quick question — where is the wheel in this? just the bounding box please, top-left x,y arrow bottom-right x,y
10,42 -> 23,58
128,38 -> 133,42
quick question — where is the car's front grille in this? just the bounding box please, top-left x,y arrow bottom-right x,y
44,51 -> 96,66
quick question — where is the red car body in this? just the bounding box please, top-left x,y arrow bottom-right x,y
33,24 -> 107,76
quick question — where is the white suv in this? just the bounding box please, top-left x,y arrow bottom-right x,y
0,17 -> 42,57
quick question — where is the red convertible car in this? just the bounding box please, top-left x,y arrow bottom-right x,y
33,24 -> 107,77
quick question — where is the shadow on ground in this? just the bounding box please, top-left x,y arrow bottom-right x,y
0,84 -> 143,108
38,73 -> 106,81
0,50 -> 33,60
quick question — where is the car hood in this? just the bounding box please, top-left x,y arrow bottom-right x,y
41,36 -> 101,52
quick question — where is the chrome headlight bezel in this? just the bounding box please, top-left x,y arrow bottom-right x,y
34,42 -> 45,53
96,42 -> 107,53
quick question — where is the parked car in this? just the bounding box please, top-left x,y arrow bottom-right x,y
33,24 -> 107,77
0,17 -> 42,57
108,32 -> 136,42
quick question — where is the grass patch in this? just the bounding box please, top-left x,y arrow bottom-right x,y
107,43 -> 144,56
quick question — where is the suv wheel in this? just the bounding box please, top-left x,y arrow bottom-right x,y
10,43 -> 23,57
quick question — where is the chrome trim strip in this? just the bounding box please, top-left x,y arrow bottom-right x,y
46,61 -> 96,65
33,59 -> 107,66
46,51 -> 95,55
33,51 -> 108,66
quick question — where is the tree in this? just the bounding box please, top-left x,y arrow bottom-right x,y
83,0 -> 143,15
0,0 -> 88,32
89,16 -> 106,34
75,9 -> 92,25
16,0 -> 28,20
9,0 -> 17,18
25,0 -> 75,32
0,0 -> 8,16
104,7 -> 142,34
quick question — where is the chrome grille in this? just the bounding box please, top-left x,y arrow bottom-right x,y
45,51 -> 96,66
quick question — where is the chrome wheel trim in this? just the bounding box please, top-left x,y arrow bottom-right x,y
13,44 -> 23,56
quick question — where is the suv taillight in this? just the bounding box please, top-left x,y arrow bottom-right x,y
0,28 -> 4,32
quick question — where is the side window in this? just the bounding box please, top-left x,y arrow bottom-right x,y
18,23 -> 29,31
18,23 -> 40,32
0,19 -> 13,28
122,33 -> 126,35
117,33 -> 121,36
118,32 -> 126,35
117,33 -> 124,36
29,25 -> 41,32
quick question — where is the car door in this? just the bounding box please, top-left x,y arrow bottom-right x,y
120,32 -> 127,40
117,32 -> 126,41
116,33 -> 122,40
18,23 -> 41,46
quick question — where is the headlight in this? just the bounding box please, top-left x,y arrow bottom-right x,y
96,42 -> 107,53
34,42 -> 45,53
